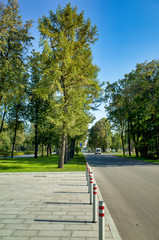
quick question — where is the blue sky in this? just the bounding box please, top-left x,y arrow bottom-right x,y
4,0 -> 159,125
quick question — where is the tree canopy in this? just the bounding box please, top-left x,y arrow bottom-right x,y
88,118 -> 111,152
38,3 -> 101,167
0,1 -> 101,163
105,60 -> 159,158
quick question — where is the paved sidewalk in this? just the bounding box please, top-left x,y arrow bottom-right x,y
0,172 -> 121,240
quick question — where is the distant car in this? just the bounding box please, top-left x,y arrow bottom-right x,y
95,148 -> 101,155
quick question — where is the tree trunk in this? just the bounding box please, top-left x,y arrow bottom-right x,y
73,139 -> 75,158
64,135 -> 69,163
121,129 -> 125,156
34,103 -> 39,158
34,123 -> 38,158
130,120 -> 139,157
67,137 -> 70,161
156,136 -> 159,159
59,131 -> 66,168
56,147 -> 59,155
70,138 -> 75,159
0,110 -> 6,133
136,121 -> 140,157
0,77 -> 5,106
11,114 -> 18,158
42,143 -> 43,157
47,145 -> 49,157
135,146 -> 139,157
128,120 -> 131,156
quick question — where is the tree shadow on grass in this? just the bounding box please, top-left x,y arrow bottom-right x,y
0,155 -> 60,167
0,165 -> 23,170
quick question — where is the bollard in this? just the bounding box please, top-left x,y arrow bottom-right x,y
99,201 -> 105,240
86,167 -> 89,186
93,184 -> 97,222
88,170 -> 92,193
86,162 -> 88,173
90,175 -> 93,204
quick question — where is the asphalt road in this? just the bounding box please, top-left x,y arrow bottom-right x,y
85,153 -> 159,240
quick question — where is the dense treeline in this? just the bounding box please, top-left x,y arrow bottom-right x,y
0,0 -> 101,167
88,118 -> 121,152
105,60 -> 159,159
88,118 -> 111,152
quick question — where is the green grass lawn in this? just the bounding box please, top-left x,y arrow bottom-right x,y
0,154 -> 86,172
115,153 -> 159,164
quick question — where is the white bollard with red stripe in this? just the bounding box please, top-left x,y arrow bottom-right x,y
90,175 -> 93,204
88,170 -> 92,193
99,201 -> 105,240
86,166 -> 89,186
86,162 -> 88,179
93,184 -> 97,222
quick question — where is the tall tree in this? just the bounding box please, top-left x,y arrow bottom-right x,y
27,51 -> 49,158
105,81 -> 126,155
38,3 -> 101,168
0,0 -> 33,106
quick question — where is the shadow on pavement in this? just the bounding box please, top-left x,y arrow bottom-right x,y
46,202 -> 90,205
53,192 -> 88,194
34,219 -> 92,223
59,184 -> 86,186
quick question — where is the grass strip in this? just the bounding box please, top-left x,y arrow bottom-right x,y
0,154 -> 86,172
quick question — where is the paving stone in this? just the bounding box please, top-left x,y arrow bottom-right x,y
30,238 -> 60,240
64,224 -> 93,231
0,223 -> 5,229
61,238 -> 86,240
38,230 -> 71,237
67,212 -> 86,216
28,223 -> 64,230
0,215 -> 18,219
3,223 -> 29,230
0,172 -> 116,240
0,219 -> 25,224
0,229 -> 14,236
12,230 -> 39,237
1,237 -> 29,240
72,230 -> 98,237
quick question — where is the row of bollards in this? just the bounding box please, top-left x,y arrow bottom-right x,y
86,162 -> 105,240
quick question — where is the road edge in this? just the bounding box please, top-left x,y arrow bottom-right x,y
97,184 -> 122,240
88,164 -> 122,240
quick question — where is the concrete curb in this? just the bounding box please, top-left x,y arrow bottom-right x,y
97,182 -> 122,240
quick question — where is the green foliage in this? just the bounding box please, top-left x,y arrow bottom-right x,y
0,2 -> 101,165
0,0 -> 33,106
111,132 -> 122,151
0,131 -> 11,156
88,118 -> 112,151
105,60 -> 159,159
38,3 -> 101,167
